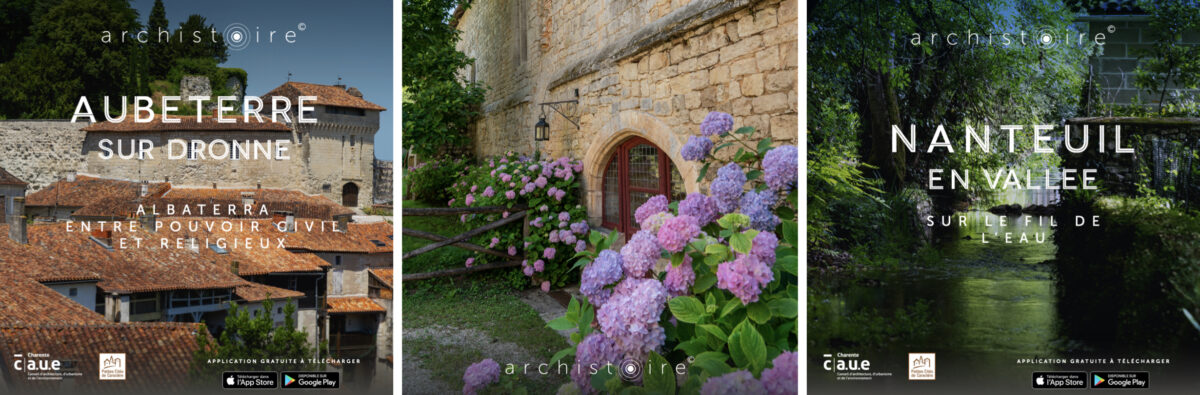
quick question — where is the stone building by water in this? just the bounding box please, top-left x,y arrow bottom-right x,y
452,0 -> 797,233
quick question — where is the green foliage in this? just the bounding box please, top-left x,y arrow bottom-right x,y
807,289 -> 934,349
1055,196 -> 1200,350
0,0 -> 232,119
147,0 -> 170,78
1131,0 -> 1200,112
191,299 -> 324,381
171,14 -> 228,64
447,152 -> 587,289
401,0 -> 487,157
0,0 -> 142,118
403,156 -> 470,204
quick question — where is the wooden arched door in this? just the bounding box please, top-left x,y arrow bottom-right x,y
601,137 -> 685,237
342,183 -> 359,207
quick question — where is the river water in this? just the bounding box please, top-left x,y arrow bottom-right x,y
809,209 -> 1200,393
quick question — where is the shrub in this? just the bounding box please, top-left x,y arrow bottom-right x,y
404,156 -> 469,204
447,152 -> 587,289
504,112 -> 801,394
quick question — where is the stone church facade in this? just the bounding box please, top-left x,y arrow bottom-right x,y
453,0 -> 797,227
0,81 -> 386,208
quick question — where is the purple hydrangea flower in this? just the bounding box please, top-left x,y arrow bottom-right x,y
681,136 -> 714,161
596,277 -> 668,357
521,175 -> 531,183
531,217 -> 544,228
740,189 -> 781,231
701,370 -> 766,395
555,189 -> 567,201
465,257 -> 475,268
700,111 -> 734,137
575,240 -> 587,253
462,358 -> 501,395
762,145 -> 798,191
523,264 -> 534,276
571,333 -> 621,393
634,195 -> 669,224
505,190 -> 516,200
465,194 -> 475,206
489,237 -> 499,248
562,232 -> 577,245
620,230 -> 660,278
657,215 -> 701,253
663,254 -> 695,298
581,250 -> 623,307
508,246 -> 518,256
558,212 -> 571,222
549,230 -> 561,243
679,193 -> 719,226
482,186 -> 495,198
751,231 -> 779,266
711,163 -> 746,213
448,198 -> 456,206
541,281 -> 551,292
548,186 -> 559,197
500,173 -> 513,182
534,259 -> 545,272
717,253 -> 774,305
470,185 -> 478,193
570,221 -> 589,235
543,247 -> 557,260
761,351 -> 798,395
535,176 -> 548,188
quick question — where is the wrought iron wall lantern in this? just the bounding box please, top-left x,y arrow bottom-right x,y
535,99 -> 580,142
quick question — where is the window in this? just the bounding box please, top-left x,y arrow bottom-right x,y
334,255 -> 342,266
69,288 -> 78,297
231,141 -> 243,160
188,141 -> 199,160
131,293 -> 158,315
602,137 -> 686,237
325,106 -> 365,116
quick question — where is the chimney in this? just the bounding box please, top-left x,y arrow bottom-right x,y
90,227 -> 112,246
336,215 -> 349,233
139,181 -> 149,197
139,213 -> 156,233
8,197 -> 26,244
286,212 -> 295,232
347,87 -> 363,98
241,191 -> 255,207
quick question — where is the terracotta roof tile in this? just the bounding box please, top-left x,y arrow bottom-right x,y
0,166 -> 27,186
235,282 -> 305,302
17,222 -> 248,294
25,176 -> 169,208
0,323 -> 209,392
0,231 -> 102,283
263,82 -> 387,111
370,268 -> 393,288
326,296 -> 386,314
80,114 -> 291,132
0,274 -> 109,326
280,220 -> 393,253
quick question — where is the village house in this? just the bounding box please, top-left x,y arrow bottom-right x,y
451,0 -> 797,234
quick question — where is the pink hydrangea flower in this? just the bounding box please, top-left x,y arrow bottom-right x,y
465,194 -> 475,206
465,258 -> 475,268
541,281 -> 551,292
543,247 -> 557,260
508,246 -> 518,256
657,215 -> 701,253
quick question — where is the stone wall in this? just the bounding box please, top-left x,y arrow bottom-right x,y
0,120 -> 87,191
456,0 -> 797,224
1086,17 -> 1200,108
373,159 -> 393,204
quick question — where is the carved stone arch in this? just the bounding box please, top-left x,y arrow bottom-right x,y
582,111 -> 700,226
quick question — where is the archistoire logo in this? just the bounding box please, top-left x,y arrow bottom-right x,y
101,22 -> 306,51
907,24 -> 1115,49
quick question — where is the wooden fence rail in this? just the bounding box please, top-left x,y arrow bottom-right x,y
401,205 -> 528,282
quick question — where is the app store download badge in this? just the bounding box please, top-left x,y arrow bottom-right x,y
281,372 -> 339,389
1090,372 -> 1149,389
1032,371 -> 1086,389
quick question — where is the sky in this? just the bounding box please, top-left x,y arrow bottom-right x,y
130,0 -> 394,160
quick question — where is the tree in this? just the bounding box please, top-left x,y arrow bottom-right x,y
1132,0 -> 1200,112
401,0 -> 486,158
191,298 -> 325,381
147,0 -> 171,78
171,14 -> 228,64
0,0 -> 142,118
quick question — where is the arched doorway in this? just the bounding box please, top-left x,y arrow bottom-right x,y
342,183 -> 359,207
601,137 -> 686,236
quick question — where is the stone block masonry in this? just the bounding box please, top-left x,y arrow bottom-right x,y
1086,17 -> 1200,108
456,0 -> 798,225
0,121 -> 87,191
